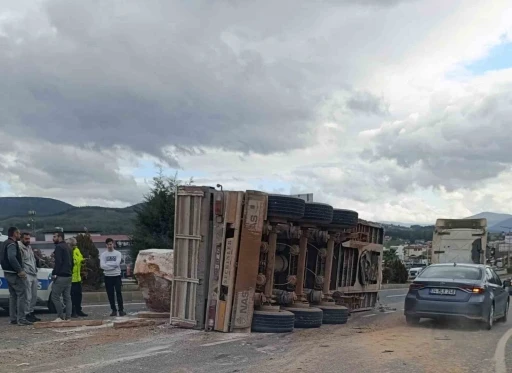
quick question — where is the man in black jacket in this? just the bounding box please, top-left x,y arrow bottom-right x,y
51,231 -> 73,321
1,227 -> 32,326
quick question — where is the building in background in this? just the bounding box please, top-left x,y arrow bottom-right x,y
42,229 -> 101,242
32,233 -> 134,278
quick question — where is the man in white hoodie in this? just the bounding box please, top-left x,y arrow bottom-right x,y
19,232 -> 41,322
100,238 -> 125,317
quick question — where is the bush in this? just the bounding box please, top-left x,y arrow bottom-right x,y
390,260 -> 409,283
382,267 -> 393,283
76,233 -> 103,291
383,260 -> 409,284
34,248 -> 54,269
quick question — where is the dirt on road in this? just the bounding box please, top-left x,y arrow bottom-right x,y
0,310 -> 508,373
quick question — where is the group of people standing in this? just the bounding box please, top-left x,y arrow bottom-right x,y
0,227 -> 40,325
1,226 -> 126,325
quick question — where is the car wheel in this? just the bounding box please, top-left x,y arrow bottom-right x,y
405,315 -> 420,326
486,304 -> 495,330
251,310 -> 295,333
500,300 -> 509,323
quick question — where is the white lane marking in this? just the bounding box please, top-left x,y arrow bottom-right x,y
386,294 -> 407,298
362,314 -> 377,318
384,311 -> 395,314
200,337 -> 246,347
494,326 -> 512,373
83,302 -> 146,308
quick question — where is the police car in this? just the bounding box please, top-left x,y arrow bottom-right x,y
0,266 -> 56,312
0,234 -> 57,312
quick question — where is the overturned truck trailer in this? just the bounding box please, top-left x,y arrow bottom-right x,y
171,186 -> 383,332
331,220 -> 384,312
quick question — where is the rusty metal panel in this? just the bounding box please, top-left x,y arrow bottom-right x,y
205,191 -> 223,330
222,238 -> 235,287
336,242 -> 382,294
218,193 -> 244,332
232,288 -> 255,329
171,186 -> 213,328
205,191 -> 245,332
334,220 -> 384,296
231,191 -> 267,333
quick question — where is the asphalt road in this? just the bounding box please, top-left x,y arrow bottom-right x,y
4,289 -> 512,373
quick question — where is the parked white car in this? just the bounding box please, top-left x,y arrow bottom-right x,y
0,266 -> 56,312
408,265 -> 427,281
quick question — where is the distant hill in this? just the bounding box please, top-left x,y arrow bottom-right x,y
0,206 -> 138,235
0,197 -> 142,235
0,197 -> 73,218
465,212 -> 512,229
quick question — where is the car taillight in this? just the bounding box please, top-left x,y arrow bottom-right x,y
409,283 -> 424,291
459,285 -> 485,294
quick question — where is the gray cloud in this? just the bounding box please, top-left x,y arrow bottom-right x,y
346,92 -> 389,116
0,131 -> 146,205
365,84 -> 512,190
0,0 -> 448,165
2,0 -> 510,216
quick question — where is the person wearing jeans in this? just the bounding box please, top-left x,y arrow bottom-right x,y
51,232 -> 73,321
0,227 -> 31,326
100,238 -> 125,317
19,232 -> 41,322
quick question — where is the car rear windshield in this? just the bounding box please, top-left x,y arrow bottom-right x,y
417,266 -> 482,280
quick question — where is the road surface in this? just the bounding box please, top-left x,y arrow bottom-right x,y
2,289 -> 512,373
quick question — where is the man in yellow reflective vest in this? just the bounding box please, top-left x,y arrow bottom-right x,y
67,238 -> 88,318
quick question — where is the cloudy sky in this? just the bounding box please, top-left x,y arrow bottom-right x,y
1,0 -> 512,224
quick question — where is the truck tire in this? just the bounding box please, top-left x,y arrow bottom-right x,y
331,209 -> 358,228
300,203 -> 333,225
283,307 -> 323,328
251,310 -> 295,333
318,305 -> 349,325
267,195 -> 305,221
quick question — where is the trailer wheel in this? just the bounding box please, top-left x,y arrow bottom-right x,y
283,307 -> 323,328
331,209 -> 358,228
318,305 -> 349,325
267,195 -> 305,221
251,310 -> 295,333
300,203 -> 333,225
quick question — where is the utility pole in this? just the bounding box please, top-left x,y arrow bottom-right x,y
501,226 -> 512,267
28,210 -> 36,237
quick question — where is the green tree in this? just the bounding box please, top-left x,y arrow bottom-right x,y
390,260 -> 408,283
131,172 -> 192,260
383,248 -> 398,266
76,233 -> 103,290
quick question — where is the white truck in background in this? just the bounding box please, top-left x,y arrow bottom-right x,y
431,218 -> 488,265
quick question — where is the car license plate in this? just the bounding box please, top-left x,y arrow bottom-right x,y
430,288 -> 456,295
